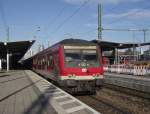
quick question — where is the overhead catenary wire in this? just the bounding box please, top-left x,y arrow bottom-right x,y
52,0 -> 90,34
103,28 -> 149,42
37,1 -> 90,45
36,5 -> 68,48
44,5 -> 67,31
74,3 -> 150,43
74,5 -> 150,40
69,5 -> 121,38
102,28 -> 148,31
97,5 -> 150,42
32,5 -> 68,41
80,4 -> 150,37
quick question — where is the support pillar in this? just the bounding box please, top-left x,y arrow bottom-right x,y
7,53 -> 9,72
0,59 -> 2,70
117,50 -> 120,64
114,48 -> 118,64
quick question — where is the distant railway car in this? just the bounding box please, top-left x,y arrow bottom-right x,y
33,39 -> 104,93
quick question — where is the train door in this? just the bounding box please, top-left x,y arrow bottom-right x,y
44,55 -> 47,71
53,51 -> 60,80
47,53 -> 54,72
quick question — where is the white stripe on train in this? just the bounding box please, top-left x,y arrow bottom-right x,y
60,75 -> 103,80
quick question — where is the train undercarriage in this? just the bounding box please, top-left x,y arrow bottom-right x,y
59,79 -> 103,94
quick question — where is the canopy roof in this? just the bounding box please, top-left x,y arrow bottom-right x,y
0,40 -> 35,60
92,40 -> 150,50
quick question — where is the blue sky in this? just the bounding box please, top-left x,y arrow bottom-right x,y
0,0 -> 150,51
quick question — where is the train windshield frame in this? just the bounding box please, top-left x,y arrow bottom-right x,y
63,45 -> 100,68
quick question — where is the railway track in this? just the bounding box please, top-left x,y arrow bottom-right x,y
76,95 -> 131,114
103,83 -> 150,99
75,88 -> 150,114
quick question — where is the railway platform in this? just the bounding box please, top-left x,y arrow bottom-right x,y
104,72 -> 150,94
0,70 -> 100,114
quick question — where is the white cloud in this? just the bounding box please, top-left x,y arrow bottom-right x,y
63,0 -> 142,5
104,9 -> 150,20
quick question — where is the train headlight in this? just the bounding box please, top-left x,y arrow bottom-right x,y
94,73 -> 103,79
93,73 -> 101,79
96,73 -> 100,76
92,74 -> 96,76
72,74 -> 76,77
68,74 -> 76,78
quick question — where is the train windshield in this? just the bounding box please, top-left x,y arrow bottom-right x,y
82,50 -> 98,61
64,46 -> 100,68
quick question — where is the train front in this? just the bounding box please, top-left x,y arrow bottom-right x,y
59,44 -> 104,93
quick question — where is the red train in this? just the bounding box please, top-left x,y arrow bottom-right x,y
32,39 -> 104,93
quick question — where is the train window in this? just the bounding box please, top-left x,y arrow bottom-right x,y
55,53 -> 59,64
34,58 -> 36,64
43,57 -> 46,69
38,59 -> 40,65
82,50 -> 97,61
82,50 -> 99,67
65,50 -> 81,62
47,54 -> 53,67
33,59 -> 35,64
50,56 -> 53,67
47,57 -> 49,66
41,59 -> 42,65
37,58 -> 39,65
43,57 -> 46,65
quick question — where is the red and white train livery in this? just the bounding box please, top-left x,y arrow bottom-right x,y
32,39 -> 104,93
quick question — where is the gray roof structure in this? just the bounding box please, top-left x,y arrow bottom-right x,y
92,40 -> 150,50
0,40 -> 35,60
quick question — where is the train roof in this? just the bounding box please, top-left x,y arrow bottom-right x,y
58,38 -> 96,45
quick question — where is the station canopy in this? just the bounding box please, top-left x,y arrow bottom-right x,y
92,40 -> 150,50
0,40 -> 35,60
